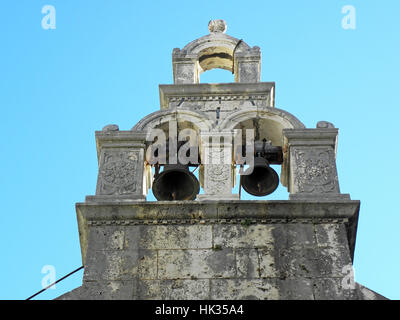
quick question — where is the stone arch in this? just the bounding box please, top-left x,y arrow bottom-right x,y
218,107 -> 305,146
182,33 -> 251,74
183,34 -> 250,54
132,108 -> 213,133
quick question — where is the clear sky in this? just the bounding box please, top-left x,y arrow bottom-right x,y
1,0 -> 399,300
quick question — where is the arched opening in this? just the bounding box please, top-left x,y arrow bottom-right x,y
141,119 -> 206,202
197,46 -> 236,83
218,108 -> 305,196
200,68 -> 234,83
198,46 -> 234,73
229,118 -> 290,200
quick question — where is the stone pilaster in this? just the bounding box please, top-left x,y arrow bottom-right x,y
87,128 -> 148,202
172,49 -> 199,84
282,128 -> 350,200
197,131 -> 239,201
234,46 -> 261,83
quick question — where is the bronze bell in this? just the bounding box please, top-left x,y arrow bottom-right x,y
152,164 -> 200,201
241,157 -> 279,197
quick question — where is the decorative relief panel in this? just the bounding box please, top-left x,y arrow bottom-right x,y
206,164 -> 231,194
293,148 -> 338,194
97,151 -> 141,196
199,139 -> 236,198
174,63 -> 197,84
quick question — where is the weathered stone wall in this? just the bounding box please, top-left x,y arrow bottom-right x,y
57,201 -> 363,300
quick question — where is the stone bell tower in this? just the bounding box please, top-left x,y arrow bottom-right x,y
58,20 -> 385,300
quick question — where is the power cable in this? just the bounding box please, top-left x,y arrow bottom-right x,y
26,265 -> 84,300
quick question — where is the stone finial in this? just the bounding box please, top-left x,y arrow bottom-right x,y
208,20 -> 227,33
102,124 -> 119,132
316,121 -> 335,129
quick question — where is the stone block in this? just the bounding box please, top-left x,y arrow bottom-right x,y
123,225 -> 141,250
83,280 -> 137,300
258,248 -> 279,278
213,225 -> 274,248
277,278 -> 314,300
83,250 -> 107,281
274,247 -> 322,278
236,61 -> 260,83
274,246 -> 351,279
87,226 -> 125,251
84,248 -> 158,281
84,250 -> 138,281
210,279 -> 279,300
158,249 -> 235,279
269,223 -> 317,250
316,247 -> 352,277
138,249 -> 158,280
315,223 -> 349,250
285,224 -> 317,248
57,280 -> 137,300
235,249 -> 259,278
139,225 -> 212,250
138,280 -> 210,300
313,278 -> 358,300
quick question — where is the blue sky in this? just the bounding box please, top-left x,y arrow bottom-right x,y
0,0 -> 399,300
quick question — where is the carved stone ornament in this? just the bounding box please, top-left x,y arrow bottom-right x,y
293,149 -> 337,193
207,164 -> 231,194
98,151 -> 139,195
208,20 -> 227,33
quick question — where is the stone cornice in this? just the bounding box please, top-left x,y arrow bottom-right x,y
159,82 -> 275,109
76,200 -> 360,265
94,130 -> 147,161
283,128 -> 338,147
